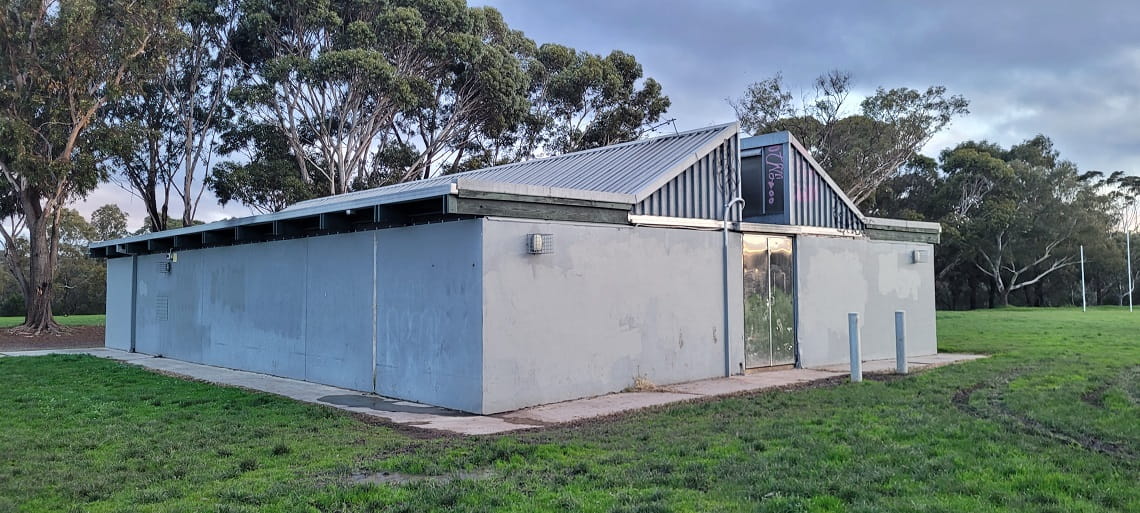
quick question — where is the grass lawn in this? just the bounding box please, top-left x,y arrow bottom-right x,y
0,314 -> 105,328
0,308 -> 1137,512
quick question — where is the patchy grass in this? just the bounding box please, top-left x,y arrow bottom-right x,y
1,307 -> 1137,512
0,314 -> 105,328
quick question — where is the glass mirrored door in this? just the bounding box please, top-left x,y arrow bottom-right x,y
743,235 -> 796,368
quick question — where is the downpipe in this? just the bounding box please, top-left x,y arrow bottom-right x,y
722,197 -> 745,377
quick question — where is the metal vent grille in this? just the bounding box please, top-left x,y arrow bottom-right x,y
155,296 -> 169,322
156,261 -> 171,274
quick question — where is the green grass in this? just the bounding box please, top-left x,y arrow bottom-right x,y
0,314 -> 105,328
1,307 -> 1137,512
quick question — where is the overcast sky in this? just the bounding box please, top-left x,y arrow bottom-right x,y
77,0 -> 1140,229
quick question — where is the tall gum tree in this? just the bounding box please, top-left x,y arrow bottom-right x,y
102,0 -> 239,232
0,0 -> 178,332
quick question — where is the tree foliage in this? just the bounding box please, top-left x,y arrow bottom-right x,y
216,0 -> 670,209
0,0 -> 179,331
208,121 -> 320,213
872,135 -> 1132,309
101,0 -> 240,232
90,204 -> 129,241
454,44 -> 670,172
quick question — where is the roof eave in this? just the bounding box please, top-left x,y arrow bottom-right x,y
89,182 -> 459,250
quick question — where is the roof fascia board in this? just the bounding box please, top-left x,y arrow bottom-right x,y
627,215 -> 867,239
455,178 -> 635,205
866,227 -> 940,244
863,216 -> 942,233
630,122 -> 740,203
628,214 -> 726,230
449,197 -> 629,224
736,221 -> 865,239
740,131 -> 790,152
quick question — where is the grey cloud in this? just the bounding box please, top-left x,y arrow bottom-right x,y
482,0 -> 1140,174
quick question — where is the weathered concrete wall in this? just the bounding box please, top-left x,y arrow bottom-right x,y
480,218 -> 744,414
105,256 -> 134,351
374,220 -> 484,413
303,234 -> 376,392
118,220 -> 485,412
795,236 -> 937,367
131,235 -> 368,387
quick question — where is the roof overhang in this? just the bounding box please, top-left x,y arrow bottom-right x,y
89,180 -> 636,258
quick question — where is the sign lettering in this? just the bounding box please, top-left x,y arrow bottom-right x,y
762,145 -> 785,214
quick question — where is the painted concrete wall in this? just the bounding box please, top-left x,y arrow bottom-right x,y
795,236 -> 937,367
374,220 -> 484,413
480,218 -> 744,414
105,256 -> 134,351
107,215 -> 935,415
117,220 -> 485,412
130,235 -> 371,389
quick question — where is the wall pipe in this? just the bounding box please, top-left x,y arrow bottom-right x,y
722,197 -> 745,377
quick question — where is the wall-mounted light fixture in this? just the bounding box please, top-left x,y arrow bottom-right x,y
527,233 -> 553,254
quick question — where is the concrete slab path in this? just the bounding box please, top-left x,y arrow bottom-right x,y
1,348 -> 984,435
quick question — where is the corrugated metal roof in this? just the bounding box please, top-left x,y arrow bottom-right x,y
89,122 -> 740,252
285,122 -> 740,212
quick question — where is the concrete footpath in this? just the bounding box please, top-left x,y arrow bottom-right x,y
1,348 -> 984,435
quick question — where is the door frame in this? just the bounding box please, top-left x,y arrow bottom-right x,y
741,233 -> 799,369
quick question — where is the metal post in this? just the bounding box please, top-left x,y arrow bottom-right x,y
895,310 -> 907,375
848,313 -> 862,383
1080,245 -> 1087,312
1128,231 -> 1133,313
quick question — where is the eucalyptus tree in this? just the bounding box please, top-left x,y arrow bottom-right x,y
89,204 -> 129,242
451,43 -> 671,171
207,121 -> 320,213
0,0 -> 179,332
102,0 -> 240,232
730,71 -> 968,205
387,6 -> 532,183
934,137 -> 1114,307
230,0 -> 535,194
230,0 -> 400,196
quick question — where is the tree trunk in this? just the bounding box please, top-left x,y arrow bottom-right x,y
20,209 -> 61,333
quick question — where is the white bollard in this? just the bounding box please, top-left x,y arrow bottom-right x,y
848,313 -> 862,383
895,310 -> 908,375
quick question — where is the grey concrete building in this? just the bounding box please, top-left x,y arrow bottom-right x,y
91,122 -> 941,414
